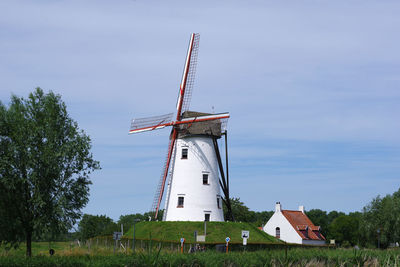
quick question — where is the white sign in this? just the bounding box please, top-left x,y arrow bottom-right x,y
241,230 -> 250,239
113,232 -> 122,240
225,237 -> 230,243
196,235 -> 206,242
180,237 -> 185,244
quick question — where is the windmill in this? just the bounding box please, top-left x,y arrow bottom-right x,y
129,33 -> 234,221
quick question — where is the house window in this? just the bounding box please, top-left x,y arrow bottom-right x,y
181,148 -> 188,159
203,174 -> 209,185
217,197 -> 221,209
177,196 -> 184,208
205,213 -> 210,221
275,227 -> 280,238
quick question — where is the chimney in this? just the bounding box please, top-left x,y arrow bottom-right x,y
299,205 -> 305,213
275,202 -> 281,213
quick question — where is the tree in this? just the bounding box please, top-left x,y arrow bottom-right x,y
117,212 -> 153,231
118,214 -> 144,232
78,214 -> 117,240
222,197 -> 249,222
221,197 -> 273,225
328,215 -> 360,246
0,88 -> 100,256
306,209 -> 328,236
252,210 -> 274,227
327,210 -> 345,224
360,188 -> 400,248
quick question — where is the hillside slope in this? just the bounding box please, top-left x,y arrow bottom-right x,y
124,221 -> 280,244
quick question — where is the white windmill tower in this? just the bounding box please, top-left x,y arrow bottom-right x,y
129,33 -> 234,222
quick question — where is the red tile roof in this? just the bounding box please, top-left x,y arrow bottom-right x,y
281,210 -> 325,241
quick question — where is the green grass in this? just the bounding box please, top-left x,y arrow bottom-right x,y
124,221 -> 279,244
1,248 -> 400,266
0,242 -> 73,257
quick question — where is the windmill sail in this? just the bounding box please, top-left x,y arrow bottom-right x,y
150,129 -> 177,219
129,113 -> 173,134
129,33 -> 231,222
176,33 -> 200,120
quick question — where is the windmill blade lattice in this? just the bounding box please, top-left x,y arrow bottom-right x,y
176,33 -> 200,120
130,113 -> 173,134
150,130 -> 177,219
180,33 -> 200,117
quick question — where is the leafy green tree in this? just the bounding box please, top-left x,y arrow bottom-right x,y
306,209 -> 329,236
222,198 -> 272,225
223,197 -> 253,222
252,210 -> 274,226
78,214 -> 117,240
144,210 -> 163,222
360,188 -> 400,248
117,210 -> 164,233
328,215 -> 360,246
306,209 -> 345,238
327,210 -> 345,224
0,88 -> 100,256
118,213 -> 144,232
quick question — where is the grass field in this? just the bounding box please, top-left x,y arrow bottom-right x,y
124,221 -> 278,244
1,222 -> 398,266
1,244 -> 400,266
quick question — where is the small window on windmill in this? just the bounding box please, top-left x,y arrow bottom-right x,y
217,196 -> 221,209
203,174 -> 209,185
177,196 -> 184,208
181,148 -> 188,159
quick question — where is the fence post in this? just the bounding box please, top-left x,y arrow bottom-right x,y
285,242 -> 288,261
149,232 -> 152,253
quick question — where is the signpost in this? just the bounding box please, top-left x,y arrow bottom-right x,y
113,232 -> 122,254
180,238 -> 185,253
113,232 -> 122,240
225,237 -> 230,253
197,235 -> 206,242
241,230 -> 249,247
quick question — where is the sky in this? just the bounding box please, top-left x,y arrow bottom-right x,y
1,0 -> 399,221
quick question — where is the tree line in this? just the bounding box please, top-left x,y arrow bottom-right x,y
75,188 -> 400,249
223,189 -> 400,249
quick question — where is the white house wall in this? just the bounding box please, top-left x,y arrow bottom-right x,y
164,135 -> 224,221
263,212 -> 302,244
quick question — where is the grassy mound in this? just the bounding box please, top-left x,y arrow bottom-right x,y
124,221 -> 279,244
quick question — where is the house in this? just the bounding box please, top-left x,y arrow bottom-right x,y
263,202 -> 326,245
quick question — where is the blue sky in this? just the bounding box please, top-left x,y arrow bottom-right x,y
1,0 -> 399,221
